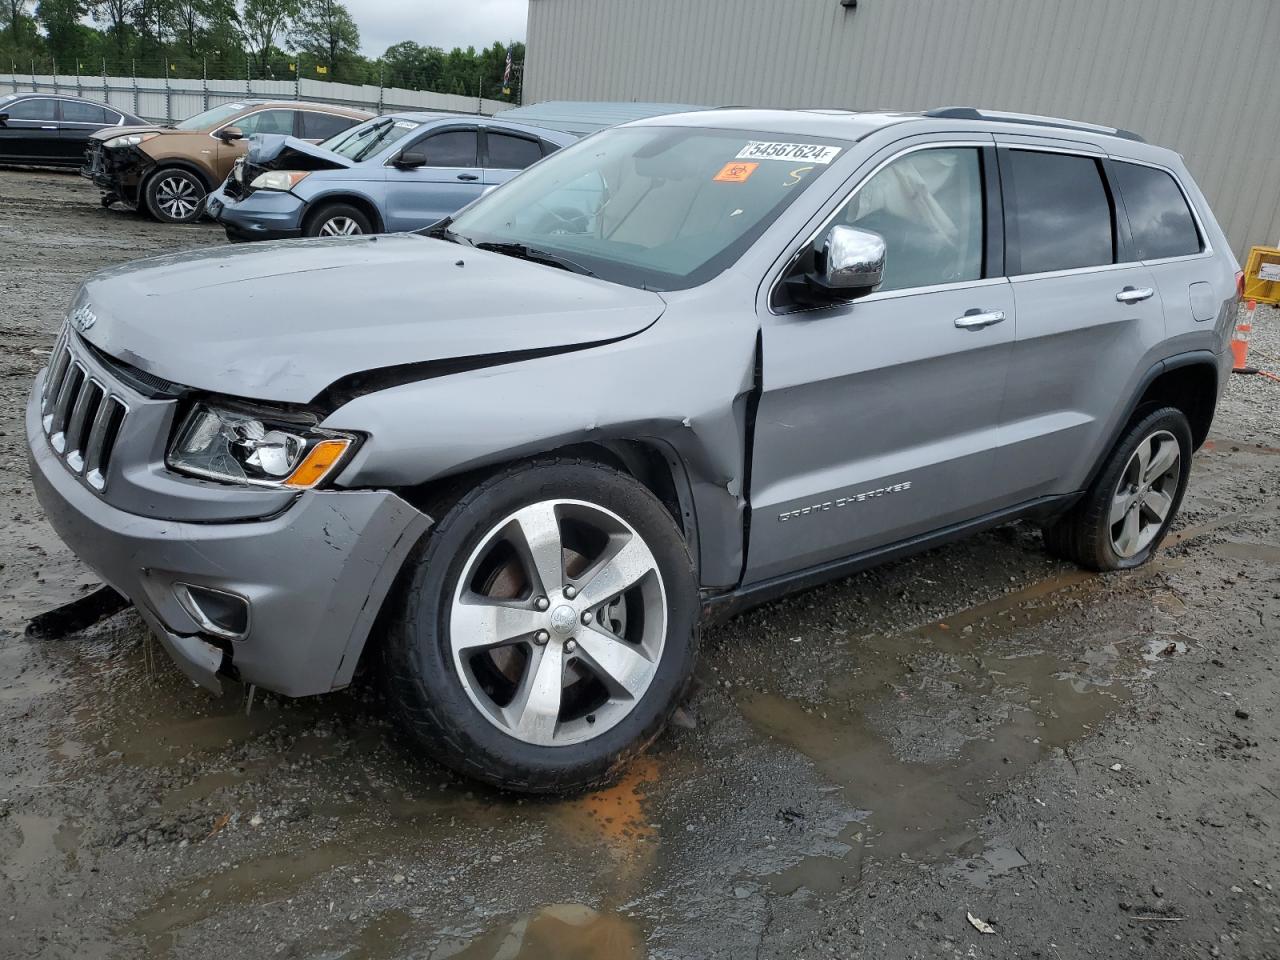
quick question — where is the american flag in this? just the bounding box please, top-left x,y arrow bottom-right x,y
502,47 -> 513,94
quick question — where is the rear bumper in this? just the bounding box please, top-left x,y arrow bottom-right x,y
26,378 -> 432,696
207,186 -> 307,241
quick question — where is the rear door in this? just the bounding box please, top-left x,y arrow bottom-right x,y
56,100 -> 121,163
481,128 -> 547,188
747,138 -> 1017,583
994,138 -> 1165,502
0,97 -> 60,162
383,125 -> 483,231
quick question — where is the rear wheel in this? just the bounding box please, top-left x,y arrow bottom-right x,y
382,459 -> 698,794
304,202 -> 372,238
144,168 -> 207,223
1043,406 -> 1192,571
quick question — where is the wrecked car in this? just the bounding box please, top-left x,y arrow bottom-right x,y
205,113 -> 574,241
29,107 -> 1239,793
81,99 -> 371,224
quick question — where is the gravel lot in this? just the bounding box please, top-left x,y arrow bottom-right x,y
1,167 -> 1278,960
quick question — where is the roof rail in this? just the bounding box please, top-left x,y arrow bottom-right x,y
923,106 -> 1145,143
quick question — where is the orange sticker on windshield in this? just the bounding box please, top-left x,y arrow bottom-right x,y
713,161 -> 758,183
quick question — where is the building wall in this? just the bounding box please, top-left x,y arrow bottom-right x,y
525,0 -> 1280,259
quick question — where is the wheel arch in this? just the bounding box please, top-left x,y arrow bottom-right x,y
143,159 -> 215,192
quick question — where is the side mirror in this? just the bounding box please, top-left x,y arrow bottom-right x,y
215,126 -> 244,144
0,113 -> 8,128
821,225 -> 886,292
395,148 -> 428,169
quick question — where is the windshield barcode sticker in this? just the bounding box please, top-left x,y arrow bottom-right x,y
736,142 -> 842,164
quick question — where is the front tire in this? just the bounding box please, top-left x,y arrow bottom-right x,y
382,459 -> 699,794
303,202 -> 372,238
143,168 -> 207,223
1043,406 -> 1193,571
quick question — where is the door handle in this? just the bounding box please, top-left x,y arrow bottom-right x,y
954,310 -> 1007,331
1116,286 -> 1155,304
456,173 -> 479,181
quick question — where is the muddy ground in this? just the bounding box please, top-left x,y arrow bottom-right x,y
1,167 -> 1278,960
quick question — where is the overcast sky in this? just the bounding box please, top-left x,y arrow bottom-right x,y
350,0 -> 530,57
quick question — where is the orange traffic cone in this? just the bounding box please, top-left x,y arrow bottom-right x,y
1231,300 -> 1255,371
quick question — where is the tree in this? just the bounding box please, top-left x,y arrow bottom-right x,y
4,0 -> 30,42
239,0 -> 297,75
290,0 -> 357,78
36,0 -> 90,65
381,39 -> 443,90
89,0 -> 131,54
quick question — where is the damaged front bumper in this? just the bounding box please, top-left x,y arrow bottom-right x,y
206,183 -> 307,241
26,374 -> 432,697
81,143 -> 153,207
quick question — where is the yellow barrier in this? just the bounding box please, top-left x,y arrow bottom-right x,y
1243,245 -> 1280,306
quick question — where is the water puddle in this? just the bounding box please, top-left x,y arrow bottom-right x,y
447,903 -> 644,960
737,568 -> 1141,890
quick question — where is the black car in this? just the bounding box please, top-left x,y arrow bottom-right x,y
0,93 -> 145,167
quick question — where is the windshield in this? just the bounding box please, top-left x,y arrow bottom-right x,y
323,117 -> 421,161
174,102 -> 247,131
447,125 -> 846,290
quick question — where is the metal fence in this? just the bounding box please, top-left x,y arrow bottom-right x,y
0,73 -> 513,123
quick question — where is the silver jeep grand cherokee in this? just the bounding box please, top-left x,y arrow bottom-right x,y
27,107 -> 1240,793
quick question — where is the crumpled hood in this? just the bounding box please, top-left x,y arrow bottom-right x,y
245,134 -> 351,170
73,234 -> 665,405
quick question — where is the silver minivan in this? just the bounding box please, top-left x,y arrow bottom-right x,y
27,107 -> 1240,793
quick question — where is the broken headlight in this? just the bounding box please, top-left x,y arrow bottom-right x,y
167,402 -> 356,489
250,170 -> 311,191
102,132 -> 158,149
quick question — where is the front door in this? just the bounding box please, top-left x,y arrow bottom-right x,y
384,126 -> 484,231
0,97 -> 59,162
747,142 -> 1016,584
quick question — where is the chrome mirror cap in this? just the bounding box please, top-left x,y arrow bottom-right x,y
823,225 -> 886,292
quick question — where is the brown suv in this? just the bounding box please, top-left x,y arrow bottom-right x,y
82,99 -> 372,224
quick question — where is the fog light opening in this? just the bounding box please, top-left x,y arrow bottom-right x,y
175,583 -> 250,640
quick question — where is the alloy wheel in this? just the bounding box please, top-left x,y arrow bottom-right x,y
449,499 -> 667,747
318,216 -> 363,237
155,175 -> 201,220
1109,429 -> 1181,559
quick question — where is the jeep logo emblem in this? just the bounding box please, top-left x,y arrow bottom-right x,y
549,604 -> 577,636
70,305 -> 97,333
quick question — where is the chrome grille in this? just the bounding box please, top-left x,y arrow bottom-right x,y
41,332 -> 129,492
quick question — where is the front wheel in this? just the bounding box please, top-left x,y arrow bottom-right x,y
1043,406 -> 1193,571
303,202 -> 372,238
143,168 -> 207,223
381,459 -> 699,794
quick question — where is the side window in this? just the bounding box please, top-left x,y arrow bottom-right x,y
300,111 -> 357,141
60,101 -> 110,124
822,146 -> 985,293
1113,162 -> 1203,260
421,129 -> 478,167
486,132 -> 543,170
6,98 -> 56,121
234,110 -> 294,137
1005,150 -> 1114,275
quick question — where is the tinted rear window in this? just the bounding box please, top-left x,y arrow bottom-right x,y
1114,162 -> 1202,260
300,111 -> 356,141
486,132 -> 543,170
1006,150 -> 1114,275
61,101 -> 110,124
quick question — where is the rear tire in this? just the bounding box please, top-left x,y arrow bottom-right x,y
143,167 -> 207,224
1043,406 -> 1193,571
381,458 -> 699,794
303,202 -> 372,238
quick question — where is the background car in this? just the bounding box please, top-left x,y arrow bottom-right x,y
206,113 -> 576,240
0,93 -> 144,167
81,99 -> 373,224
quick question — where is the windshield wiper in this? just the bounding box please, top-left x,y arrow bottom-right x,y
422,217 -> 475,246
474,241 -> 596,278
